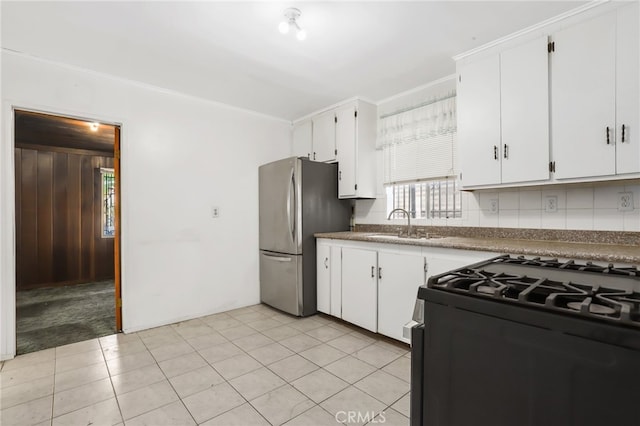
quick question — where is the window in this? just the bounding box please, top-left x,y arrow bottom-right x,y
378,93 -> 457,185
101,168 -> 115,238
386,178 -> 462,219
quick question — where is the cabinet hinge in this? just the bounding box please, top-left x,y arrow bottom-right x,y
355,184 -> 358,190
549,161 -> 556,173
548,41 -> 555,53
354,110 -> 358,118
334,116 -> 337,123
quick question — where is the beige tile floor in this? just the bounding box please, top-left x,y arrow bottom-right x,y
0,304 -> 411,426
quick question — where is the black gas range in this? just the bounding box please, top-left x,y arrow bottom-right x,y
410,254 -> 640,426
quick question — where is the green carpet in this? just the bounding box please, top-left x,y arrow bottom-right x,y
16,280 -> 116,355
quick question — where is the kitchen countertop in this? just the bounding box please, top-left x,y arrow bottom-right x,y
315,231 -> 640,264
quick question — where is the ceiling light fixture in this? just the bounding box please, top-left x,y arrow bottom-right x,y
279,7 -> 306,41
89,122 -> 100,131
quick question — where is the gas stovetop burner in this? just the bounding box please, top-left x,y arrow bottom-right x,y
428,254 -> 640,328
566,301 -> 617,315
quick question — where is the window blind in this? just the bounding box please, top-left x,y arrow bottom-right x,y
378,94 -> 457,185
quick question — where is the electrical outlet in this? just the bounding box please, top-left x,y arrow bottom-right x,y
489,199 -> 499,214
618,192 -> 634,212
211,206 -> 220,218
545,196 -> 558,213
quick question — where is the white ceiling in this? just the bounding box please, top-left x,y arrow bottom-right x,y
2,1 -> 585,121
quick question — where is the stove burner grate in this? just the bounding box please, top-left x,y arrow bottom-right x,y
429,255 -> 640,328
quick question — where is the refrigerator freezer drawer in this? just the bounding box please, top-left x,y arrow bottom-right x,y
259,250 -> 303,316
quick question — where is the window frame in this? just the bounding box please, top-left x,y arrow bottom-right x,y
386,178 -> 462,220
100,167 -> 115,239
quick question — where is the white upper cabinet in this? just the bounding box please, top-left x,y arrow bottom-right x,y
458,54 -> 502,187
295,99 -> 376,198
336,103 -> 357,197
333,100 -> 377,199
551,11 -> 617,179
615,1 -> 639,175
457,3 -> 639,188
292,120 -> 312,159
311,110 -> 336,162
500,36 -> 550,184
551,4 -> 639,179
458,36 -> 549,188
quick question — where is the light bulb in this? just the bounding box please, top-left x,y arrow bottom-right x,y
90,122 -> 100,131
296,29 -> 307,41
278,21 -> 290,34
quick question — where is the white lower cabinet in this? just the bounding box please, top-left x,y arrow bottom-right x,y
316,238 -> 495,342
341,247 -> 378,333
316,241 -> 331,314
330,246 -> 342,317
316,240 -> 342,317
377,249 -> 426,343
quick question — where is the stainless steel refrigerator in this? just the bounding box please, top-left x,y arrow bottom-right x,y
259,157 -> 351,316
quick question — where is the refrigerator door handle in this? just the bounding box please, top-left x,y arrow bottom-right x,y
262,253 -> 293,262
290,172 -> 297,244
286,171 -> 295,245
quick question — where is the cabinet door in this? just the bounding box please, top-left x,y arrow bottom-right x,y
500,36 -> 549,184
377,250 -> 425,343
336,104 -> 357,198
616,2 -> 640,175
316,242 -> 331,314
341,247 -> 377,332
293,120 -> 312,160
551,11 -> 616,179
457,54 -> 502,187
312,111 -> 336,162
330,246 -> 342,317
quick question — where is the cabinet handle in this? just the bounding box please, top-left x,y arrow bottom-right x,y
503,144 -> 508,159
307,153 -> 311,159
324,257 -> 328,269
606,127 -> 611,145
339,170 -> 342,181
378,267 -> 382,280
622,124 -> 626,143
313,152 -> 316,160
493,145 -> 498,160
371,266 -> 375,278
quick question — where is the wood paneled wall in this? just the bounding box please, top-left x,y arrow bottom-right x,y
15,147 -> 115,290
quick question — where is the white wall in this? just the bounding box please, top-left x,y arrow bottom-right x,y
0,51 -> 291,359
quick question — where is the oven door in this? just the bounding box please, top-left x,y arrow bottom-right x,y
422,298 -> 640,426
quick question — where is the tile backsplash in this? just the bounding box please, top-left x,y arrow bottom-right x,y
355,182 -> 640,232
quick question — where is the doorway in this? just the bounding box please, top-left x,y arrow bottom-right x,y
13,110 -> 122,354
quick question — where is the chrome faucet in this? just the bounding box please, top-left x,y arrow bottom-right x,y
387,208 -> 412,237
